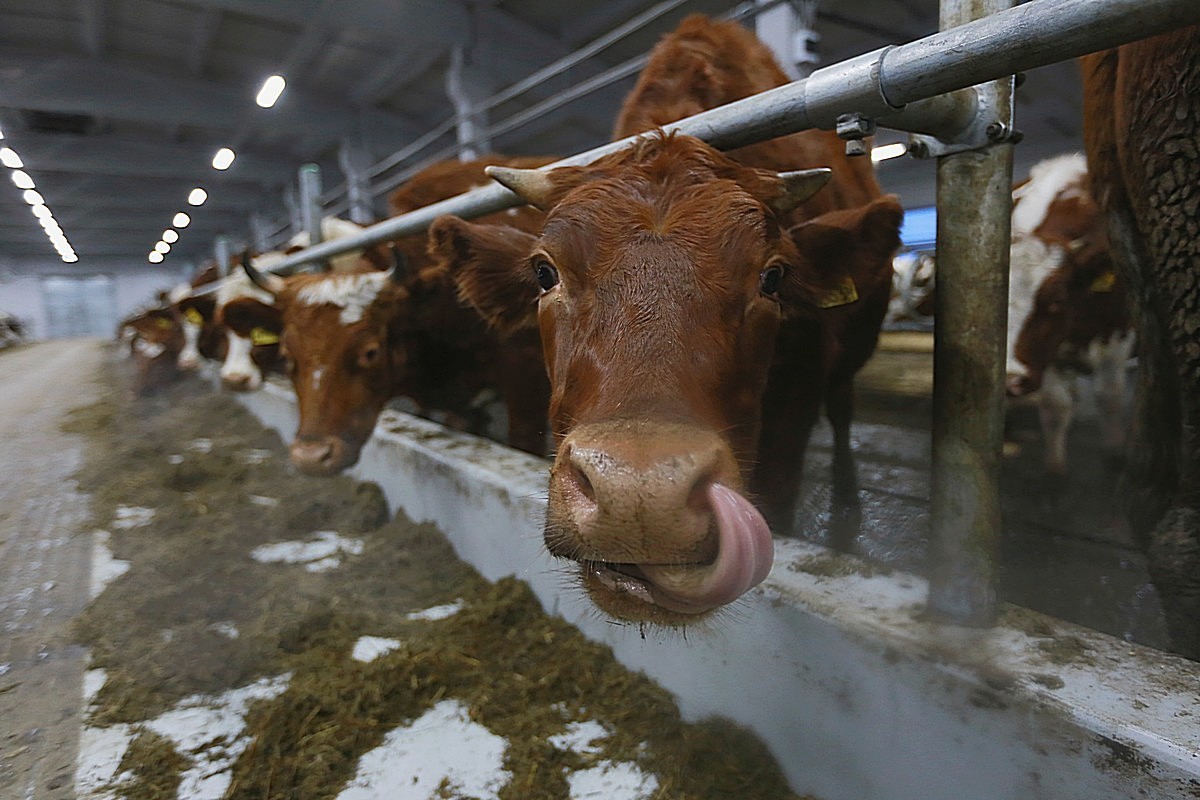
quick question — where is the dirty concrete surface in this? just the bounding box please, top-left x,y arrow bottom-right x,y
0,338 -> 104,800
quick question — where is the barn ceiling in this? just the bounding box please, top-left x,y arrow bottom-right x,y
0,0 -> 1085,269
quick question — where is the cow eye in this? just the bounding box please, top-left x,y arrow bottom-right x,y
533,258 -> 560,291
759,264 -> 785,296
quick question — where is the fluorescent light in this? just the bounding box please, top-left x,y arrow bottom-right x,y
62,254 -> 79,263
162,229 -> 179,243
173,212 -> 191,228
187,187 -> 207,206
0,126 -> 4,139
155,241 -> 171,254
32,204 -> 51,219
11,170 -> 34,189
40,218 -> 61,233
212,147 -> 236,170
0,147 -> 23,168
871,142 -> 908,163
255,75 -> 286,108
149,251 -> 165,264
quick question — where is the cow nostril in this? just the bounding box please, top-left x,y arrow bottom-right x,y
687,473 -> 714,514
570,463 -> 595,502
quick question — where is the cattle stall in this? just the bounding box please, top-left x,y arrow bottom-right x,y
206,0 -> 1199,797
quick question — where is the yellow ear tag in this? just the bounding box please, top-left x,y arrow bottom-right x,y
156,317 -> 174,330
184,308 -> 204,326
250,327 -> 280,346
818,276 -> 859,309
1089,271 -> 1116,293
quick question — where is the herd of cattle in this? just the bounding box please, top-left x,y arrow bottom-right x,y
114,17 -> 1198,659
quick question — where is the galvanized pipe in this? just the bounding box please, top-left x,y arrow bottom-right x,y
298,164 -> 323,246
260,0 -> 1196,274
213,236 -> 231,277
926,0 -> 1016,626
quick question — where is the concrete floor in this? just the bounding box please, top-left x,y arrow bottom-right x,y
0,339 -> 106,799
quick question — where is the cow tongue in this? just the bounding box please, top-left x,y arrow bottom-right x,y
638,482 -> 774,614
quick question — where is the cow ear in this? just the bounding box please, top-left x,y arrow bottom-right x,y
219,297 -> 282,338
427,215 -> 541,335
784,195 -> 904,313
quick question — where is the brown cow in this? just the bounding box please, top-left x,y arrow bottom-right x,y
1081,25 -> 1200,660
228,156 -> 553,476
429,16 -> 902,624
118,305 -> 184,396
1006,153 -> 1135,476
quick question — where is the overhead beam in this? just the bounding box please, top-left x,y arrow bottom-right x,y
187,6 -> 223,76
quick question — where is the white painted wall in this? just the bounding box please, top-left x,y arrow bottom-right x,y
0,257 -> 189,340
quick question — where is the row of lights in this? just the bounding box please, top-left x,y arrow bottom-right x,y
1,127 -> 79,263
147,75 -> 286,265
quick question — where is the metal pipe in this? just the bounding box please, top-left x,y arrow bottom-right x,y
298,163 -> 322,246
260,0 -> 1197,275
213,236 -> 231,277
926,0 -> 1016,626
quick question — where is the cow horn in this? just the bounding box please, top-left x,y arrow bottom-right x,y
486,165 -> 557,210
386,243 -> 408,284
240,251 -> 285,295
770,168 -> 834,214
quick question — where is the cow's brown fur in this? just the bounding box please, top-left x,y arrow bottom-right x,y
431,16 -> 902,623
1081,25 -> 1200,659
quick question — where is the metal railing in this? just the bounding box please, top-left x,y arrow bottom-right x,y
231,0 -> 1196,624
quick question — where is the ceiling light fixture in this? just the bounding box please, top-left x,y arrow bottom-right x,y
11,170 -> 34,189
0,147 -> 23,169
173,212 -> 191,228
255,75 -> 286,108
22,189 -> 44,205
187,188 -> 207,206
212,147 -> 236,170
32,204 -> 52,220
155,241 -> 171,254
162,229 -> 179,243
149,251 -> 165,264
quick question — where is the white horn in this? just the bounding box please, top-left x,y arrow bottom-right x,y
485,165 -> 558,210
771,168 -> 834,214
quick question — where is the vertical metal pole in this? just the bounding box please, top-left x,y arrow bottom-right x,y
249,213 -> 271,253
298,163 -> 323,246
927,0 -> 1015,625
283,186 -> 302,237
214,236 -> 231,277
446,45 -> 492,160
338,140 -> 376,225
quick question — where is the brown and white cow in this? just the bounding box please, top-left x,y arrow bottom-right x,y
168,261 -> 224,371
1006,153 -> 1135,476
118,305 -> 184,396
1081,25 -> 1200,659
227,156 -> 553,476
429,16 -> 902,624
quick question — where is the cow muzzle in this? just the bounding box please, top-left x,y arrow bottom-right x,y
290,435 -> 357,476
546,419 -> 774,623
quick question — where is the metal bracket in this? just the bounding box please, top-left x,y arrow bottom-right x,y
836,112 -> 877,157
905,74 -> 1020,158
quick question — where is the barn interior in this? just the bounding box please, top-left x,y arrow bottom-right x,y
1,1 -> 1198,799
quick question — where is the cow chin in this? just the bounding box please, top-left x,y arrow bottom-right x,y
545,420 -> 775,624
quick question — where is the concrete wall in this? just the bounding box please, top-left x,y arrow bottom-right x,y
0,257 -> 189,340
237,379 -> 1200,800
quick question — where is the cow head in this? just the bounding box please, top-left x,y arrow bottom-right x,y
122,308 -> 184,395
429,133 -> 898,624
239,257 -> 411,476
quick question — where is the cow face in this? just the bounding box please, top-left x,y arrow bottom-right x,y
234,269 -> 410,476
123,309 -> 184,396
433,134 -> 851,624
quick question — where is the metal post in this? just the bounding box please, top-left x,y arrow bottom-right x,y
214,236 -> 231,276
926,0 -> 1016,625
249,213 -> 271,254
298,163 -> 323,246
446,45 -> 492,160
283,186 -> 302,237
338,141 -> 375,225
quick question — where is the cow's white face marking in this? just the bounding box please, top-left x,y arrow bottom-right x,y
178,320 -> 201,368
311,367 -> 324,392
221,330 -> 262,388
133,338 -> 166,358
296,272 -> 389,325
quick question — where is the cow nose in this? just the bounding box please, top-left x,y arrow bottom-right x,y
549,420 -> 738,563
290,437 -> 348,476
